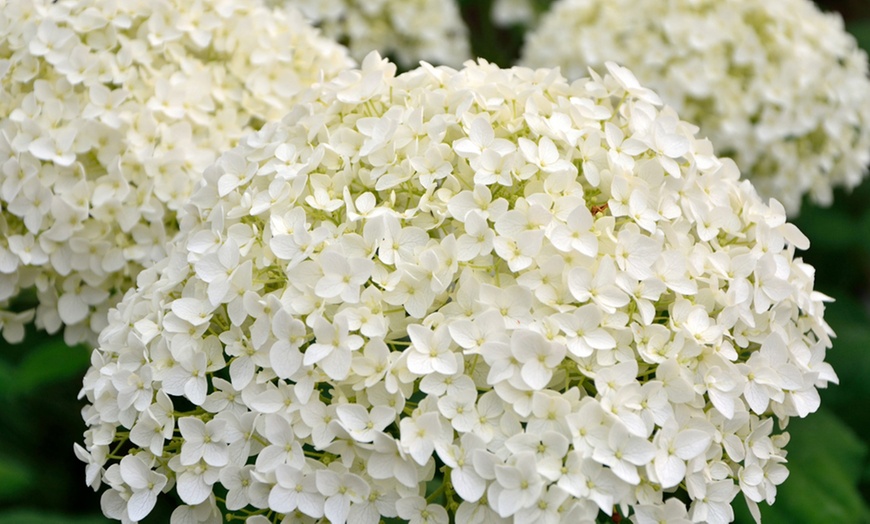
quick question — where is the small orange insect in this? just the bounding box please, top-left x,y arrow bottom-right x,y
590,202 -> 609,215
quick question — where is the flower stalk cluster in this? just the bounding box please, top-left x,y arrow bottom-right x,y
79,54 -> 835,523
0,0 -> 352,344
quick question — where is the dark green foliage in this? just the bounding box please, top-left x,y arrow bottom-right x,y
0,330 -> 103,519
734,412 -> 870,523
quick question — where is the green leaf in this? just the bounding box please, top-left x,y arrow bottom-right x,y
12,340 -> 90,396
736,411 -> 870,523
847,20 -> 870,53
792,205 -> 856,251
0,359 -> 14,396
0,454 -> 35,501
0,510 -> 107,524
812,298 -> 870,440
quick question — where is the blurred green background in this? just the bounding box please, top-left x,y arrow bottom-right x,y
2,1 -> 869,522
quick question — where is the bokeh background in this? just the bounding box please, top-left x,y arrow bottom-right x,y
1,1 -> 868,522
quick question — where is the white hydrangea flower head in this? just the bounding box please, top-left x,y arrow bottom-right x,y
491,0 -> 550,27
80,53 -> 836,523
271,0 -> 471,68
0,0 -> 353,344
521,0 -> 870,214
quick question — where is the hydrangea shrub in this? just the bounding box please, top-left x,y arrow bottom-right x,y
79,54 -> 836,524
0,0 -> 352,344
272,0 -> 471,68
521,0 -> 870,214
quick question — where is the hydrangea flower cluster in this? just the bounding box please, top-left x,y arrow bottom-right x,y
271,0 -> 471,68
521,0 -> 870,214
79,53 -> 836,524
491,0 -> 549,28
0,0 -> 353,344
